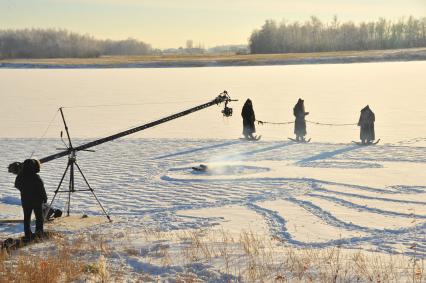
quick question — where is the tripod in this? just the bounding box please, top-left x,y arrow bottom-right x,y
47,108 -> 111,222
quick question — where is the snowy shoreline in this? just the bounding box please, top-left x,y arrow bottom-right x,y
1,48 -> 425,69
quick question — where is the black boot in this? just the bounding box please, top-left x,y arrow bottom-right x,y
23,232 -> 35,243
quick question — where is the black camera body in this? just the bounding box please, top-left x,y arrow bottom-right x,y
222,105 -> 233,117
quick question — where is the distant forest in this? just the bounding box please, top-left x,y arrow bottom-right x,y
249,16 -> 426,54
0,28 -> 248,59
0,29 -> 154,58
2,16 -> 426,59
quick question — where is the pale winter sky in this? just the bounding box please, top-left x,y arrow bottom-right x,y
0,0 -> 425,48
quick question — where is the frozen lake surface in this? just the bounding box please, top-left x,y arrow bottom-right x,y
0,61 -> 425,144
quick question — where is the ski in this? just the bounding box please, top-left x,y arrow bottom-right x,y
288,138 -> 311,143
192,164 -> 208,172
240,135 -> 262,141
351,139 -> 380,146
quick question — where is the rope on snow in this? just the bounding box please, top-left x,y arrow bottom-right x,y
257,119 -> 357,127
257,120 -> 293,125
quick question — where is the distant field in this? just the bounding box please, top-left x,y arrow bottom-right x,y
1,48 -> 426,68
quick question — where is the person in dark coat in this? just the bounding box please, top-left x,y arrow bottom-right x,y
241,99 -> 256,139
358,105 -> 375,144
293,98 -> 309,141
14,159 -> 47,240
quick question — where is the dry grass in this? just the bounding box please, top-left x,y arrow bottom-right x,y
0,236 -> 84,282
127,227 -> 424,282
0,232 -> 117,283
1,227 -> 424,282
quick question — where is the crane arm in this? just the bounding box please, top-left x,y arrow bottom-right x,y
8,92 -> 235,172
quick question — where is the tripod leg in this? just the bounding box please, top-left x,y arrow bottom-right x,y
45,163 -> 70,221
67,162 -> 75,216
74,162 -> 112,222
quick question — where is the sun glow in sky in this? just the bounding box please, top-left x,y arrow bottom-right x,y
0,0 -> 425,48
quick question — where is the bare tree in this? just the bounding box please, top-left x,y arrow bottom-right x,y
0,29 -> 153,59
249,16 -> 426,54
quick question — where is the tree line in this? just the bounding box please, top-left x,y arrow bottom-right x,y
2,16 -> 426,58
249,16 -> 426,54
0,28 -> 248,58
0,29 -> 154,58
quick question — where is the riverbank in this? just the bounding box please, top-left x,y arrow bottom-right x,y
1,48 -> 426,68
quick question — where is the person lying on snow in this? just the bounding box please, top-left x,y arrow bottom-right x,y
241,99 -> 256,139
14,159 -> 47,241
293,98 -> 309,141
358,105 -> 375,144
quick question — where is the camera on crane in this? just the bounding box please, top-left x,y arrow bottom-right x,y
219,90 -> 235,117
222,104 -> 233,117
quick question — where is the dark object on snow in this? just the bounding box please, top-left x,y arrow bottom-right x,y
288,137 -> 311,143
241,99 -> 256,139
293,98 -> 309,141
352,139 -> 380,146
358,105 -> 375,144
192,164 -> 208,172
1,231 -> 58,251
42,204 -> 62,221
14,159 -> 47,239
240,135 -> 262,141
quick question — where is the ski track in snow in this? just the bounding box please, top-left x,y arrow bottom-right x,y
1,138 -> 426,258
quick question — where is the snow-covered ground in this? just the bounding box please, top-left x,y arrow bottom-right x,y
1,62 -> 425,280
1,138 -> 425,280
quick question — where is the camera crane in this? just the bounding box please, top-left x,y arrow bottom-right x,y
8,91 -> 237,222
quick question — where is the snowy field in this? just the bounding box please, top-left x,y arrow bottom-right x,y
1,138 -> 426,280
1,62 -> 425,280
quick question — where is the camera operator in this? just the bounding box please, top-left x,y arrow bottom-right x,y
14,159 -> 47,241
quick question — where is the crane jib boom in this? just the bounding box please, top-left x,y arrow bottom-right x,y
36,93 -> 234,164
